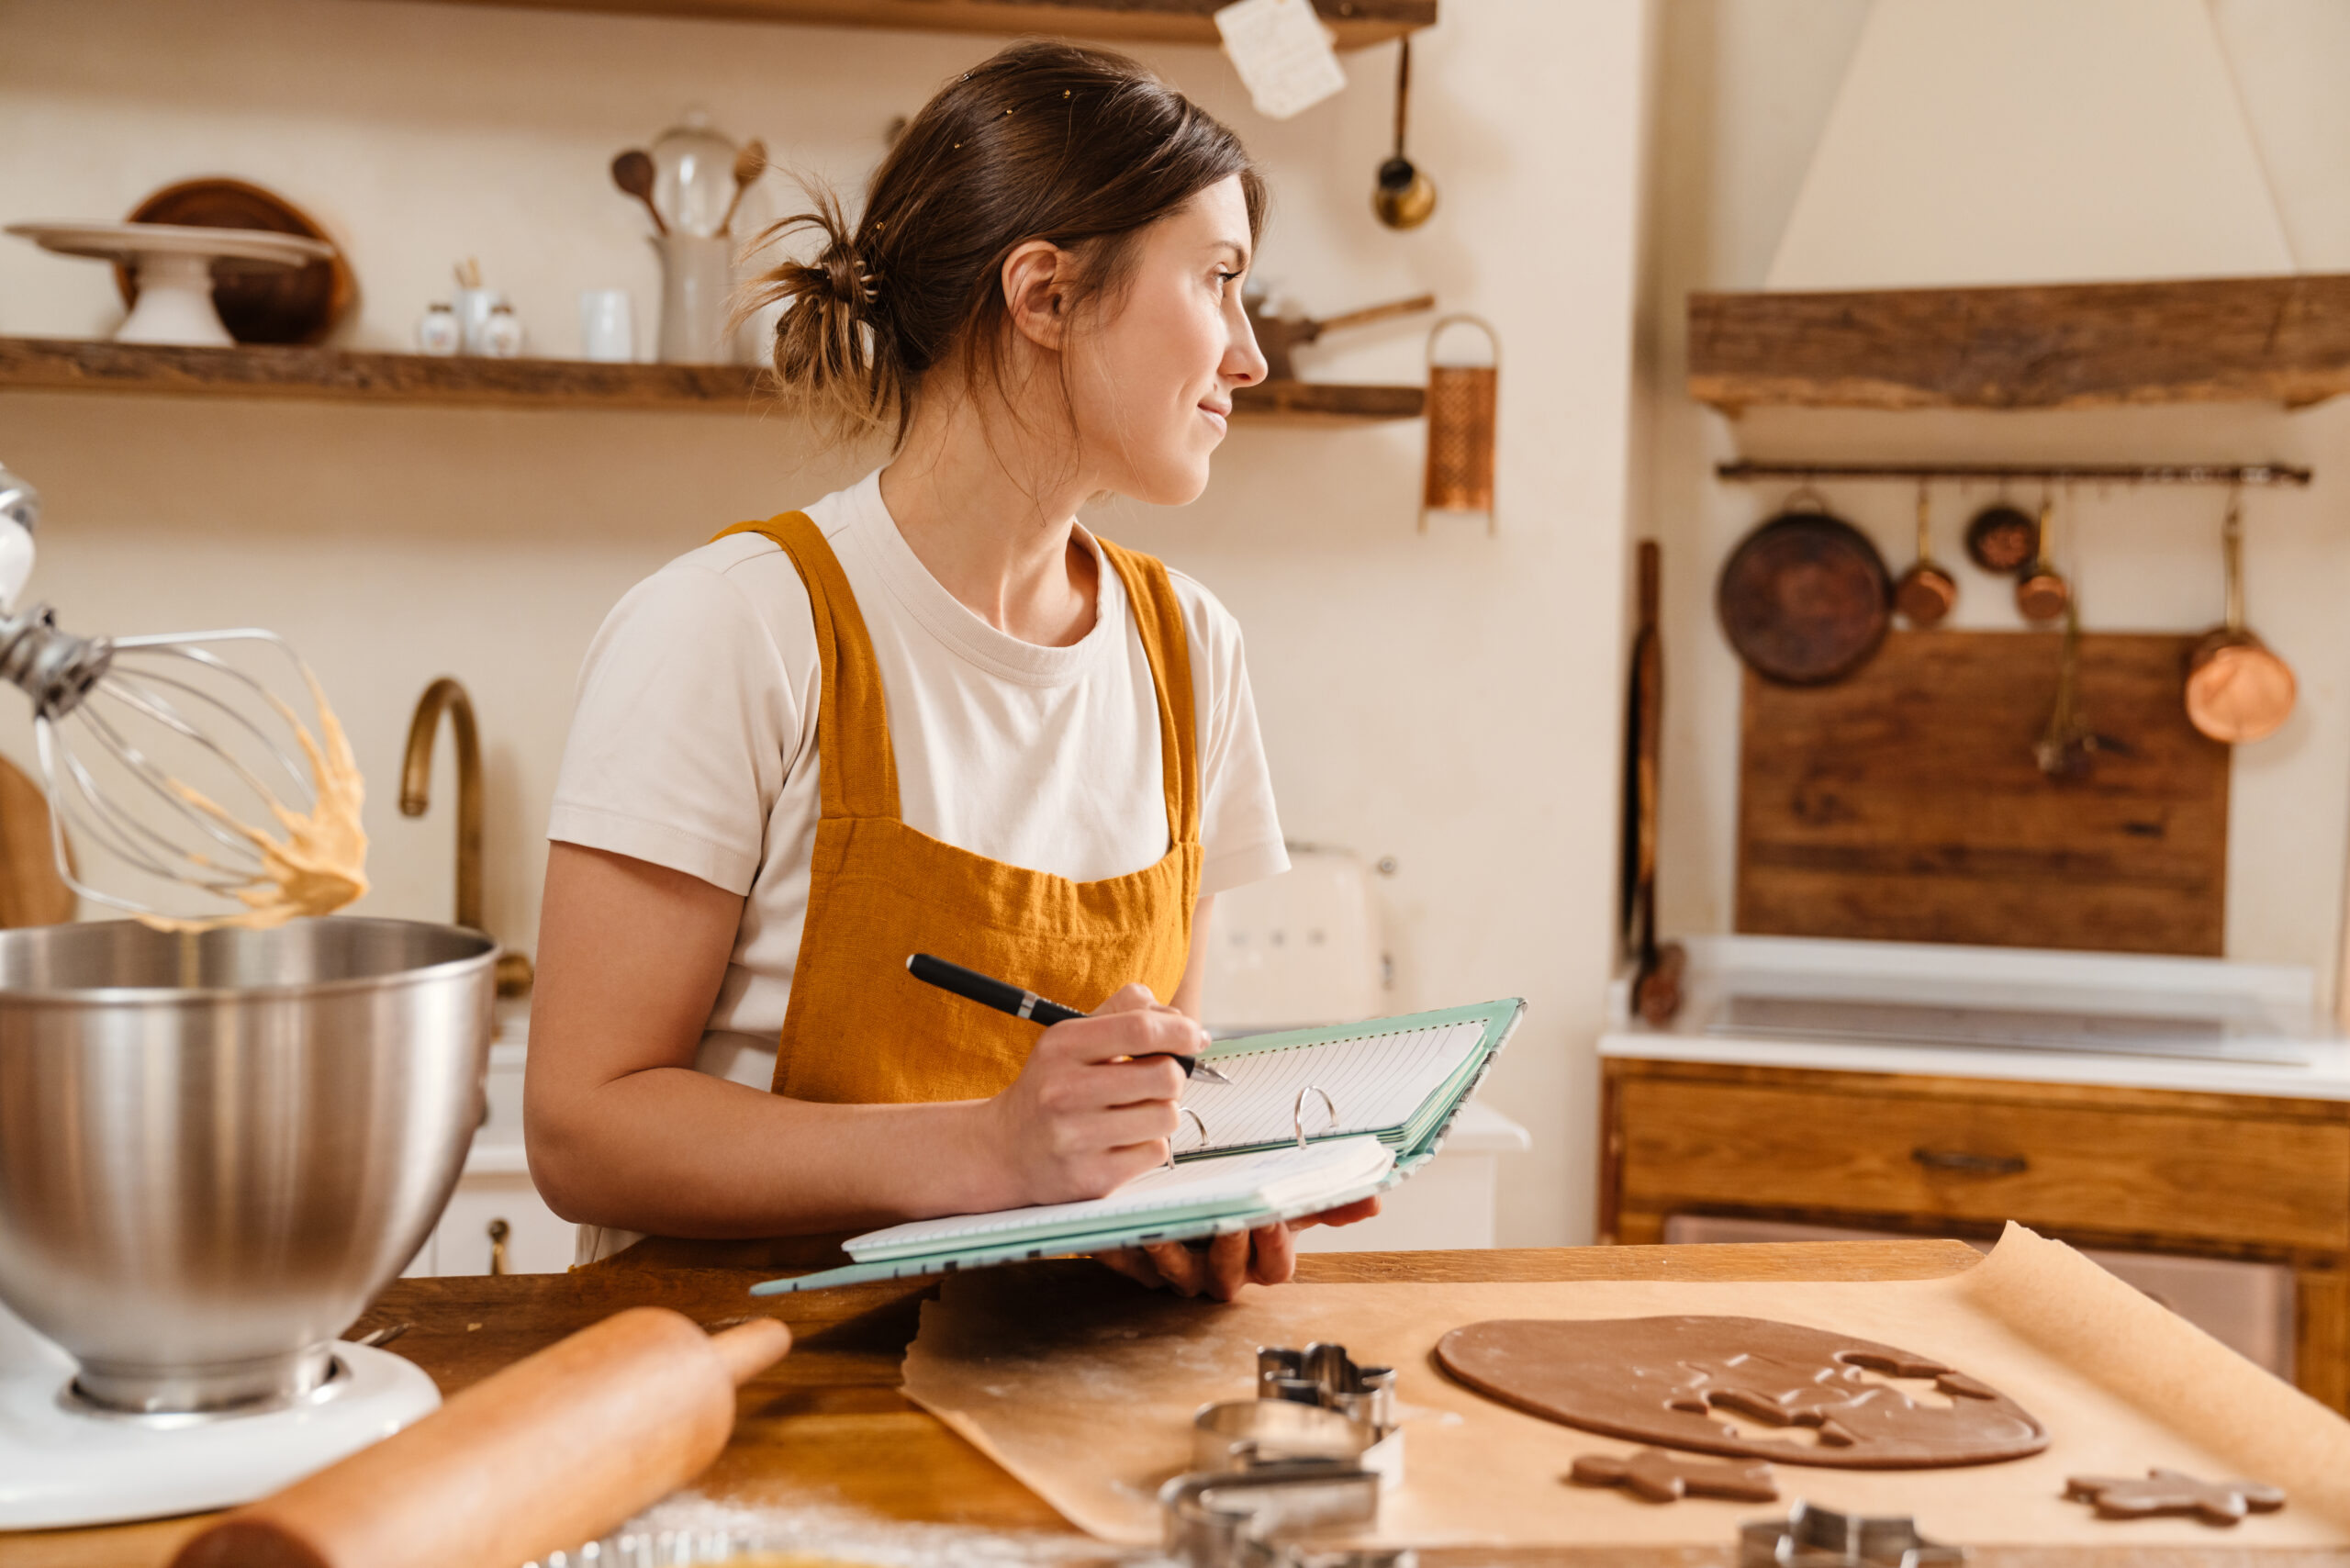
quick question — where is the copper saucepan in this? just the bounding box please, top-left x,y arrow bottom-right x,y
2186,492 -> 2296,744
1893,484 -> 1956,627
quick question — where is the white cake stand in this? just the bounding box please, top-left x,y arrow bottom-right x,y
6,221 -> 337,347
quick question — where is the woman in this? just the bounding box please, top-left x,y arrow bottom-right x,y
525,40 -> 1373,1300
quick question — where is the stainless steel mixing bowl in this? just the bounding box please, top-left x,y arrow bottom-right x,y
0,918 -> 494,1414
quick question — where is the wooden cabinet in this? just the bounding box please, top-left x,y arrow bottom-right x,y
1598,1057 -> 2350,1412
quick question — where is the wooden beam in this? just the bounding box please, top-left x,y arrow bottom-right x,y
1688,273 -> 2350,413
393,0 -> 1436,49
0,336 -> 1425,422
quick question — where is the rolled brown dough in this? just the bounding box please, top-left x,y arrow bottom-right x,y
1435,1315 -> 2047,1469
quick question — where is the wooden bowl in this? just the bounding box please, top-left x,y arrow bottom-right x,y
118,178 -> 352,344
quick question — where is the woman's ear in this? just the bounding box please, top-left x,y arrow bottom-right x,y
1002,239 -> 1070,352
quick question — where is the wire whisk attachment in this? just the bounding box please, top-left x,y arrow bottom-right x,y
0,609 -> 367,931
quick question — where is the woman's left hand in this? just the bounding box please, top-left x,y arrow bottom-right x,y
1096,1196 -> 1382,1301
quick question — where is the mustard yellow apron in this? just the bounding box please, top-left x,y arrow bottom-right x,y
711,511 -> 1203,1103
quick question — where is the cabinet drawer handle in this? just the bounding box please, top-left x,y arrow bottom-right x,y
487,1217 -> 511,1276
1911,1148 -> 2028,1177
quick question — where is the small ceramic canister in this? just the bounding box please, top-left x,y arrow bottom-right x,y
414,302 -> 461,356
481,302 -> 526,359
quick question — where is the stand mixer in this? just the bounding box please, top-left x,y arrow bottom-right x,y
0,462 -> 497,1527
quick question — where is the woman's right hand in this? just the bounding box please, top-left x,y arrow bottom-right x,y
975,982 -> 1204,1207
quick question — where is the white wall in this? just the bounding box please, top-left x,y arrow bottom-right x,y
0,0 -> 1650,1247
1639,0 -> 2350,993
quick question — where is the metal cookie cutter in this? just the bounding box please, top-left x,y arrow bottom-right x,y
1190,1343 -> 1404,1487
1740,1502 -> 1967,1568
1160,1461 -> 1414,1568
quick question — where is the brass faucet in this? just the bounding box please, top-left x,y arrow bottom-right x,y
401,677 -> 532,996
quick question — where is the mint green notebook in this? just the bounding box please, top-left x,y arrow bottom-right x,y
749,997 -> 1523,1296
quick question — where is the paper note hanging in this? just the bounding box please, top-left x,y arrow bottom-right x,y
1215,0 -> 1347,121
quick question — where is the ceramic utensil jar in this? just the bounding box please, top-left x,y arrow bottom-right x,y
650,110 -> 741,239
654,233 -> 733,364
2186,490 -> 2297,744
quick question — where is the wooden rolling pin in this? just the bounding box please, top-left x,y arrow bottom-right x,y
172,1307 -> 790,1568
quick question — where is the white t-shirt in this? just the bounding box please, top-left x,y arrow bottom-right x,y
548,468 -> 1289,1091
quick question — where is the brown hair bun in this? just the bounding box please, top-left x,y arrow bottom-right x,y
744,39 -> 1265,449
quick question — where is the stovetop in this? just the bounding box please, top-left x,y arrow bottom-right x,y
1602,935 -> 2350,1099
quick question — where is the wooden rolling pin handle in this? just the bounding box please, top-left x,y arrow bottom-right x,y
711,1315 -> 791,1383
169,1306 -> 792,1568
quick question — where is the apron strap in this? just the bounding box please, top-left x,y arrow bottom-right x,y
1097,537 -> 1201,848
711,513 -> 901,823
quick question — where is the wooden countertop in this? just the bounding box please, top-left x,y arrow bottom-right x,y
4,1240 -> 2329,1568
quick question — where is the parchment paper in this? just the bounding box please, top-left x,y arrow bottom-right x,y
900,1226 -> 2350,1549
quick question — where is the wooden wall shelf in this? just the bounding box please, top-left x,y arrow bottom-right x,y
402,0 -> 1435,49
1688,273 -> 2350,413
0,337 -> 1424,422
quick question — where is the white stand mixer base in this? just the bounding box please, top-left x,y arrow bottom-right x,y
0,1318 -> 439,1529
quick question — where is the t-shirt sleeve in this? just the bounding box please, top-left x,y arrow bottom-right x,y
1177,574 -> 1289,898
547,556 -> 809,895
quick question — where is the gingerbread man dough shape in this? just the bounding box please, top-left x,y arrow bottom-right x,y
1435,1315 -> 2047,1469
1571,1449 -> 1779,1503
2065,1470 -> 2286,1525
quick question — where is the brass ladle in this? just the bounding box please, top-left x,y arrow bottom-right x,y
1373,39 -> 1437,230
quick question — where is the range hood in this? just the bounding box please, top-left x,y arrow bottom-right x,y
1766,0 -> 2297,291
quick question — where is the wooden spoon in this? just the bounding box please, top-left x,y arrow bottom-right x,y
2186,492 -> 2296,744
720,138 -> 767,236
610,149 -> 666,236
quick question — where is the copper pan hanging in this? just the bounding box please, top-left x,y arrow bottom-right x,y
1892,483 -> 1957,627
1716,488 -> 1891,686
2186,490 -> 2297,744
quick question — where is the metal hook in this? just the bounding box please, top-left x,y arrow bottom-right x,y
1292,1086 -> 1337,1148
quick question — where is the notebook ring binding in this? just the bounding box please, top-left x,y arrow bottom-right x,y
1164,1106 -> 1210,1170
1293,1085 -> 1337,1148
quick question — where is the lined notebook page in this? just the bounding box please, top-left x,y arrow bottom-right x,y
1178,1020 -> 1486,1153
845,1137 -> 1393,1260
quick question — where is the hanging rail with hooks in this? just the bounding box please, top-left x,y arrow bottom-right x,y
1714,461 -> 2312,488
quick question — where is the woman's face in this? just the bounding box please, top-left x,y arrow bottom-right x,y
1068,176 -> 1269,507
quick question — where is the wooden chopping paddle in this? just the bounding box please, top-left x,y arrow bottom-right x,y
172,1309 -> 790,1568
1625,541 -> 1683,1025
2186,491 -> 2296,744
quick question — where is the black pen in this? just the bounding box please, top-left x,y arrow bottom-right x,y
905,953 -> 1233,1084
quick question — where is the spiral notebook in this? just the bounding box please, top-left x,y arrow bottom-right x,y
751,997 -> 1524,1294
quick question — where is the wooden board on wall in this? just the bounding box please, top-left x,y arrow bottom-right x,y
1736,631 -> 2228,955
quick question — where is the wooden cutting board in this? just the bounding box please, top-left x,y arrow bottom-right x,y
0,753 -> 76,927
1737,630 -> 2227,955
